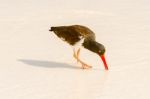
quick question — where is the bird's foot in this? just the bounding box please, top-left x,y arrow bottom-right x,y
73,52 -> 92,69
80,61 -> 92,69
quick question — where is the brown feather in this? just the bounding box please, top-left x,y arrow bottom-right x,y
50,25 -> 95,45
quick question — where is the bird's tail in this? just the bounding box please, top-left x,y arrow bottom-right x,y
49,27 -> 55,31
49,26 -> 66,31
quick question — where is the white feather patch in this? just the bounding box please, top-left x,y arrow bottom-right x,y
73,36 -> 84,50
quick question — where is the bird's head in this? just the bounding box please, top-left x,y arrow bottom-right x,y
95,42 -> 106,55
83,40 -> 108,70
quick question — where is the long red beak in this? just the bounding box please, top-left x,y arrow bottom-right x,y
100,55 -> 109,70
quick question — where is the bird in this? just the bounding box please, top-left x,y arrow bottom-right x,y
49,25 -> 108,70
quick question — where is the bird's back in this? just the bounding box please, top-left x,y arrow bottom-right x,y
50,25 -> 95,45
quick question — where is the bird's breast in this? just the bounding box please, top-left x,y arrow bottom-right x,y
73,36 -> 84,49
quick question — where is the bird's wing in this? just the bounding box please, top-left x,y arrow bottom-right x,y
50,25 -> 96,45
50,26 -> 82,45
71,25 -> 96,40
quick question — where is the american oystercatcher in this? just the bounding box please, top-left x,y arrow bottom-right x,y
49,25 -> 108,70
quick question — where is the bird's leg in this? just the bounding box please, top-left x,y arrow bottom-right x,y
73,49 -> 77,62
76,48 -> 80,63
73,48 -> 92,69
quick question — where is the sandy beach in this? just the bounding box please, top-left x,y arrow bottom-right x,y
0,0 -> 150,99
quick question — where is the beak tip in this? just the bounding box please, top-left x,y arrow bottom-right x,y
100,54 -> 109,71
105,67 -> 109,70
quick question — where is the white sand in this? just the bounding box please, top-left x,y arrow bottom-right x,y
0,0 -> 150,99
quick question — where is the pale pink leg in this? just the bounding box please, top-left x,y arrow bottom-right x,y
73,48 -> 92,69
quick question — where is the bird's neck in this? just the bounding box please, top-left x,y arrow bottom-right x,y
82,39 -> 98,53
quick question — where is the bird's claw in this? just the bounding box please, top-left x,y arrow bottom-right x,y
81,62 -> 92,69
74,55 -> 92,69
73,48 -> 92,69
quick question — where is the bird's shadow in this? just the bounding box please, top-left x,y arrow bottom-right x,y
18,59 -> 79,69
